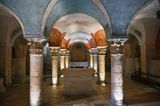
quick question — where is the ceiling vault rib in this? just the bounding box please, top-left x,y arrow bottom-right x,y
126,0 -> 154,35
41,0 -> 59,36
92,0 -> 112,35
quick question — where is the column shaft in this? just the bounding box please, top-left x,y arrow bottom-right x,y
52,55 -> 59,84
60,49 -> 66,70
111,54 -> 123,105
89,49 -> 94,68
110,38 -> 127,106
97,47 -> 107,86
60,56 -> 65,70
50,47 -> 60,85
28,38 -> 43,106
93,48 -> 98,76
65,50 -> 70,68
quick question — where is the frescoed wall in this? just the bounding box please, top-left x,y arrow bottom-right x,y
48,28 -> 67,47
92,29 -> 107,46
48,28 -> 61,46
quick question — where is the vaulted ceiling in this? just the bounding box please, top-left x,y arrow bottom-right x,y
0,0 -> 155,39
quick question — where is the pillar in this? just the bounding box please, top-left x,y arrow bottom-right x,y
89,48 -> 94,68
60,49 -> 66,70
92,48 -> 98,76
110,38 -> 127,106
28,38 -> 43,106
50,47 -> 60,85
65,50 -> 70,68
97,46 -> 107,86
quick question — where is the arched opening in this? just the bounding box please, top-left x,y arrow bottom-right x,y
123,34 -> 140,79
12,35 -> 28,83
47,13 -> 108,70
0,4 -> 26,92
70,42 -> 89,68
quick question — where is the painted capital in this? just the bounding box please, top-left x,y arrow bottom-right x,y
50,47 -> 60,56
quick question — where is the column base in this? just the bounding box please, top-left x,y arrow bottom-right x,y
109,100 -> 126,106
51,77 -> 59,86
97,81 -> 107,86
94,73 -> 98,77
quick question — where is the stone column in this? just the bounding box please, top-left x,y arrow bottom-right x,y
110,38 -> 127,106
89,48 -> 94,68
28,38 -> 43,106
65,50 -> 70,68
50,47 -> 60,85
60,49 -> 66,70
93,48 -> 98,76
97,46 -> 107,86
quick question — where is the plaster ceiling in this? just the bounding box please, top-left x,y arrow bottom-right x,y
53,13 -> 103,35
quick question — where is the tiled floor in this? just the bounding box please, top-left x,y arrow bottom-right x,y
0,68 -> 160,106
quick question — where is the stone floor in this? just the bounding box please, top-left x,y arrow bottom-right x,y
0,68 -> 160,106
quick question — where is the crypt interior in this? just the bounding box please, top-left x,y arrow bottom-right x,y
0,0 -> 160,106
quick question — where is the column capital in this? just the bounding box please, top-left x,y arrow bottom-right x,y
50,47 -> 60,56
65,50 -> 70,56
90,48 -> 98,55
109,38 -> 128,54
97,46 -> 107,55
60,49 -> 66,56
27,38 -> 45,55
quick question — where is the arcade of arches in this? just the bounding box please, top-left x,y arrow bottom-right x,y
0,0 -> 160,106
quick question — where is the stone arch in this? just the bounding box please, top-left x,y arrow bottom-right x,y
91,0 -> 112,35
0,3 -> 26,85
0,3 -> 26,36
48,13 -> 107,49
127,0 -> 154,39
12,35 -> 28,83
41,0 -> 59,36
127,19 -> 145,45
123,34 -> 141,79
127,16 -> 160,78
41,0 -> 111,39
11,29 -> 23,47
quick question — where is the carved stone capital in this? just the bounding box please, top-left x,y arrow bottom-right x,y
27,38 -> 44,55
65,50 -> 70,56
50,47 -> 60,56
109,38 -> 127,54
97,46 -> 107,55
60,49 -> 66,56
90,48 -> 98,55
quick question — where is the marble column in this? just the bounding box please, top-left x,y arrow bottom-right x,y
65,50 -> 70,68
50,47 -> 60,85
60,49 -> 66,70
93,48 -> 98,77
110,38 -> 127,106
28,38 -> 43,106
89,48 -> 94,68
97,46 -> 107,86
